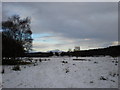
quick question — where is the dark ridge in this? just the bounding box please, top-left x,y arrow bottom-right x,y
25,45 -> 120,57
61,45 -> 120,57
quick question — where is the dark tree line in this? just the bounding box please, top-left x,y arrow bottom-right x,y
25,52 -> 53,57
60,45 -> 120,57
18,45 -> 120,57
2,15 -> 33,59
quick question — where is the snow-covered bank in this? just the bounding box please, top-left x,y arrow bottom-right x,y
2,56 -> 118,88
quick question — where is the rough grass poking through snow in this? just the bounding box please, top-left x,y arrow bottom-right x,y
2,56 -> 118,88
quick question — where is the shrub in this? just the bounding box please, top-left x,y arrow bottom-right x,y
1,69 -> 5,74
12,65 -> 21,71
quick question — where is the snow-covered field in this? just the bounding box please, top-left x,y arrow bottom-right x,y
1,56 -> 119,88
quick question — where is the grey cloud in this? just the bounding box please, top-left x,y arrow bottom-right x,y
2,2 -> 118,51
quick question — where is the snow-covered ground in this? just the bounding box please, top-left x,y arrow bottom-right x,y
1,56 -> 119,88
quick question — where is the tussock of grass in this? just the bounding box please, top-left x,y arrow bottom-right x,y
12,65 -> 21,71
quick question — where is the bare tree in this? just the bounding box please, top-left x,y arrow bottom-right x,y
2,15 -> 33,53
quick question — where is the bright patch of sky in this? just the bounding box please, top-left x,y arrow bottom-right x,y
32,33 -> 52,39
32,33 -> 60,43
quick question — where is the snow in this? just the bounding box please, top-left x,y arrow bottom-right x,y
2,56 -> 118,88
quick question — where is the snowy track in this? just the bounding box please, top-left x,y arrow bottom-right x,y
2,56 -> 118,88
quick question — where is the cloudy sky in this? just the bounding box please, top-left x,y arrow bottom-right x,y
2,2 -> 118,52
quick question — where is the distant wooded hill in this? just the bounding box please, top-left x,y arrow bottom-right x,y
26,45 -> 120,57
61,45 -> 120,57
